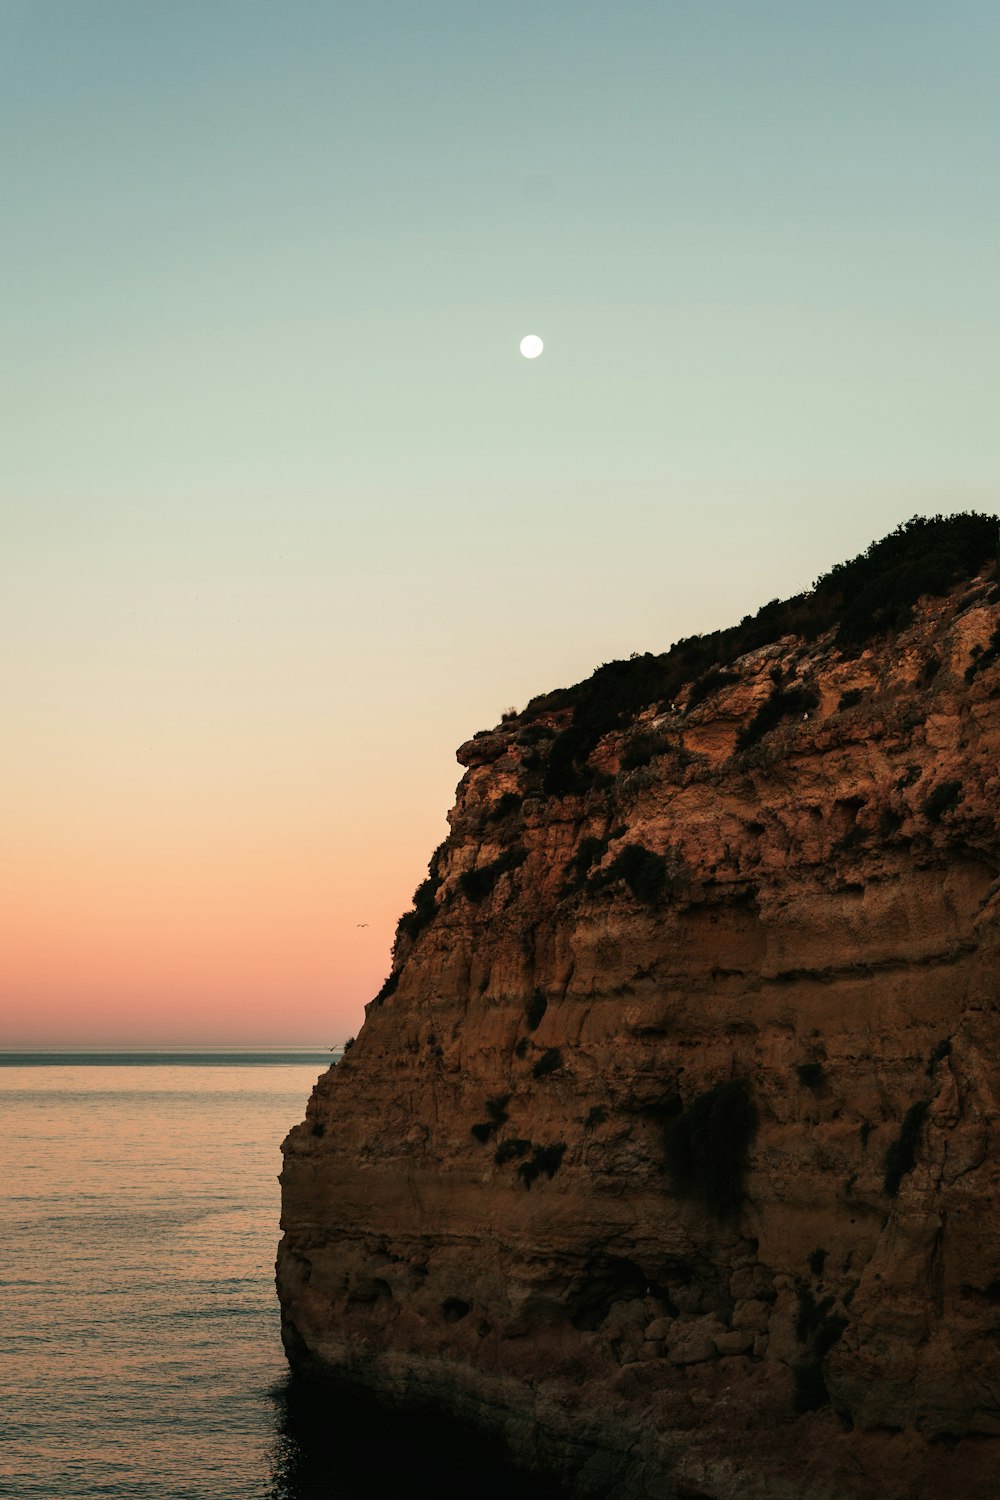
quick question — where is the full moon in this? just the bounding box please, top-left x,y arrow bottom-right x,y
519,333 -> 544,359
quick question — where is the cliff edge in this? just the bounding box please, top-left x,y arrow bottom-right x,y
278,516 -> 1000,1499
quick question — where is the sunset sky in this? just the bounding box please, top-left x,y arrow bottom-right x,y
5,2 -> 1000,1044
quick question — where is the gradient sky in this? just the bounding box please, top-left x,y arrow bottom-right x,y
4,2 -> 1000,1044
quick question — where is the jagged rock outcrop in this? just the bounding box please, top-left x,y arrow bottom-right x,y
278,518 -> 1000,1499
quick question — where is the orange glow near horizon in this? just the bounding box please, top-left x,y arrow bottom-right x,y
3,751 -> 453,1046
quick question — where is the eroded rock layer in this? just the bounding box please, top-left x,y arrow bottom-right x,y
278,551 -> 1000,1500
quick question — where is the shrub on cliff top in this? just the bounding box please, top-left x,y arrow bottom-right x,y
529,514 -> 998,796
665,1079 -> 758,1220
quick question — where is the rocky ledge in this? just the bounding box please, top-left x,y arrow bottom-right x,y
278,516 -> 1000,1499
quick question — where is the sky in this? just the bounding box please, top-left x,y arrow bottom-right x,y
4,1 -> 1000,1045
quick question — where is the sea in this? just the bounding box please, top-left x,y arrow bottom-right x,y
0,1050 -> 563,1500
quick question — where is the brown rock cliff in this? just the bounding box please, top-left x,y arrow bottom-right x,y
278,523 -> 1000,1499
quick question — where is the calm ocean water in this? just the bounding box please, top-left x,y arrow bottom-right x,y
0,1051 -> 562,1500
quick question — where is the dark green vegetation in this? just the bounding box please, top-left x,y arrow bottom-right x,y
516,1142 -> 566,1188
922,779 -> 963,823
793,1286 -> 848,1412
531,1047 -> 563,1079
837,688 -> 864,710
524,990 -> 548,1031
686,664 -> 741,710
735,683 -> 820,752
808,1248 -> 828,1277
470,1096 -> 510,1144
619,729 -> 668,771
530,514 -> 998,796
927,1037 -> 952,1074
796,1062 -> 825,1091
487,791 -> 523,822
395,842 -> 447,945
664,1079 -> 758,1220
494,1138 -> 531,1165
562,834 -> 608,893
459,846 -> 528,902
965,621 -> 1000,682
587,843 -> 679,907
883,1100 -> 930,1197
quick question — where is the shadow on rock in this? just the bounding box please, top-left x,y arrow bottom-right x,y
267,1376 -> 568,1500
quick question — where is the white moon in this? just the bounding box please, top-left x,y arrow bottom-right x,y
519,333 -> 544,359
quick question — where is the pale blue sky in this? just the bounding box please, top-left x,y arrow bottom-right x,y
4,2 -> 1000,1040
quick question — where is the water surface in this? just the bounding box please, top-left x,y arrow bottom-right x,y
0,1050 -> 563,1500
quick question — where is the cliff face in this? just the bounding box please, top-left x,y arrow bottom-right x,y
278,538 -> 1000,1500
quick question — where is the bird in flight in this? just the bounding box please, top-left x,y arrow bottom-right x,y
356,922 -> 369,927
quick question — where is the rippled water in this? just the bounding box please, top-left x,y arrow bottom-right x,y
0,1052 -> 563,1500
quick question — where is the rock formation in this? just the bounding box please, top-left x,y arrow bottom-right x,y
278,516 -> 1000,1499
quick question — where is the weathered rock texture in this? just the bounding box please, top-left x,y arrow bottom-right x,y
279,535 -> 1000,1500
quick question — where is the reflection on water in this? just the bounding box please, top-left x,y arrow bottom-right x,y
0,1055 -> 564,1500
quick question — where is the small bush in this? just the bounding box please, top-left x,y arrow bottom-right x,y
687,665 -> 740,711
524,990 -> 548,1031
589,843 -> 677,907
372,971 -> 398,1004
485,1095 -> 509,1126
532,515 -> 999,797
395,842 -> 447,945
922,780 -> 962,823
838,688 -> 864,711
343,1036 -> 355,1052
792,1362 -> 830,1413
513,1038 -> 530,1059
310,1121 -> 325,1137
796,1062 -> 825,1091
459,846 -> 528,902
517,1142 -> 566,1188
964,621 -> 1000,682
494,1138 -> 531,1166
531,1047 -> 563,1079
920,655 -> 941,685
813,1313 -> 848,1358
563,835 -> 608,892
488,791 -> 523,822
664,1078 -> 758,1220
736,684 -> 820,753
620,730 -> 666,771
883,1099 -> 930,1196
796,1287 -> 834,1343
878,807 -> 904,838
441,1297 -> 470,1322
927,1038 -> 952,1075
470,1122 -> 496,1144
808,1248 -> 827,1277
585,1105 -> 607,1129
